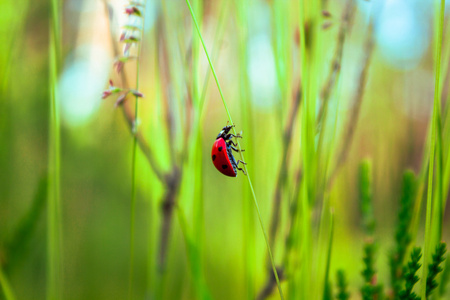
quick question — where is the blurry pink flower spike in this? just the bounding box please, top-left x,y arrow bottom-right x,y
322,10 -> 332,18
123,43 -> 132,56
109,79 -> 114,87
322,21 -> 333,30
102,90 -> 112,99
115,61 -> 125,73
120,32 -> 126,42
114,93 -> 129,107
131,90 -> 144,98
125,5 -> 141,16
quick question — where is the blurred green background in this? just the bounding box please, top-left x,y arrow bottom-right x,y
1,0 -> 450,299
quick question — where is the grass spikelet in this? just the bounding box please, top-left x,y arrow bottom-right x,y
426,242 -> 446,297
361,240 -> 383,300
390,170 -> 416,297
336,270 -> 350,300
358,160 -> 375,236
399,247 -> 422,300
358,160 -> 382,299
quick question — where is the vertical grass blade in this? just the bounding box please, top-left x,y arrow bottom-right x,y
421,0 -> 446,299
185,0 -> 284,298
47,0 -> 62,298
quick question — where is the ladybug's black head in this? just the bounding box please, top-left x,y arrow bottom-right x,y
216,124 -> 234,139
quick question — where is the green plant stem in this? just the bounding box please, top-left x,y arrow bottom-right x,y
129,2 -> 146,299
185,0 -> 284,299
421,1 -> 445,299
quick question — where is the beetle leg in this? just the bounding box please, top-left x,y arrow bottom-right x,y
229,133 -> 242,139
224,133 -> 242,140
226,140 -> 245,153
231,145 -> 245,152
236,160 -> 247,175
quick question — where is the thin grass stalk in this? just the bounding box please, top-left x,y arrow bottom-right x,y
315,3 -> 353,296
128,2 -> 146,298
47,0 -> 62,297
185,1 -> 284,298
296,0 -> 323,297
326,24 -> 374,191
433,10 -> 450,238
266,0 -> 296,254
430,0 -> 446,255
155,4 -> 184,275
0,267 -> 15,300
410,133 -> 429,240
294,1 -> 310,298
316,0 -> 355,194
443,46 -> 450,211
421,0 -> 446,299
188,11 -> 231,293
324,209 -> 335,298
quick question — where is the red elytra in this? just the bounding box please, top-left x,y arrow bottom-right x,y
211,138 -> 237,177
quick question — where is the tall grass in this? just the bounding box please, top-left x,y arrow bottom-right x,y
48,0 -> 63,298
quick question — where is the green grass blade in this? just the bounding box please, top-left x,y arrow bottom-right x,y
0,267 -> 16,300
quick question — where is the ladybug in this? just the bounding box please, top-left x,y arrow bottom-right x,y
211,124 -> 247,177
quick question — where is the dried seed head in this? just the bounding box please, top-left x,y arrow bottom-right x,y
125,6 -> 141,16
114,92 -> 129,107
322,10 -> 332,18
131,89 -> 144,98
322,21 -> 333,30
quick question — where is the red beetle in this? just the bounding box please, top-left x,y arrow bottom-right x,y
211,124 -> 247,177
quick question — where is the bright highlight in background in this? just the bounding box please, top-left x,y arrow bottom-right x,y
59,44 -> 112,126
374,0 -> 430,70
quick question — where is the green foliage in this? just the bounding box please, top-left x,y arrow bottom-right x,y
335,270 -> 350,300
358,160 -> 375,236
398,247 -> 421,300
389,170 -> 416,297
426,242 -> 447,297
